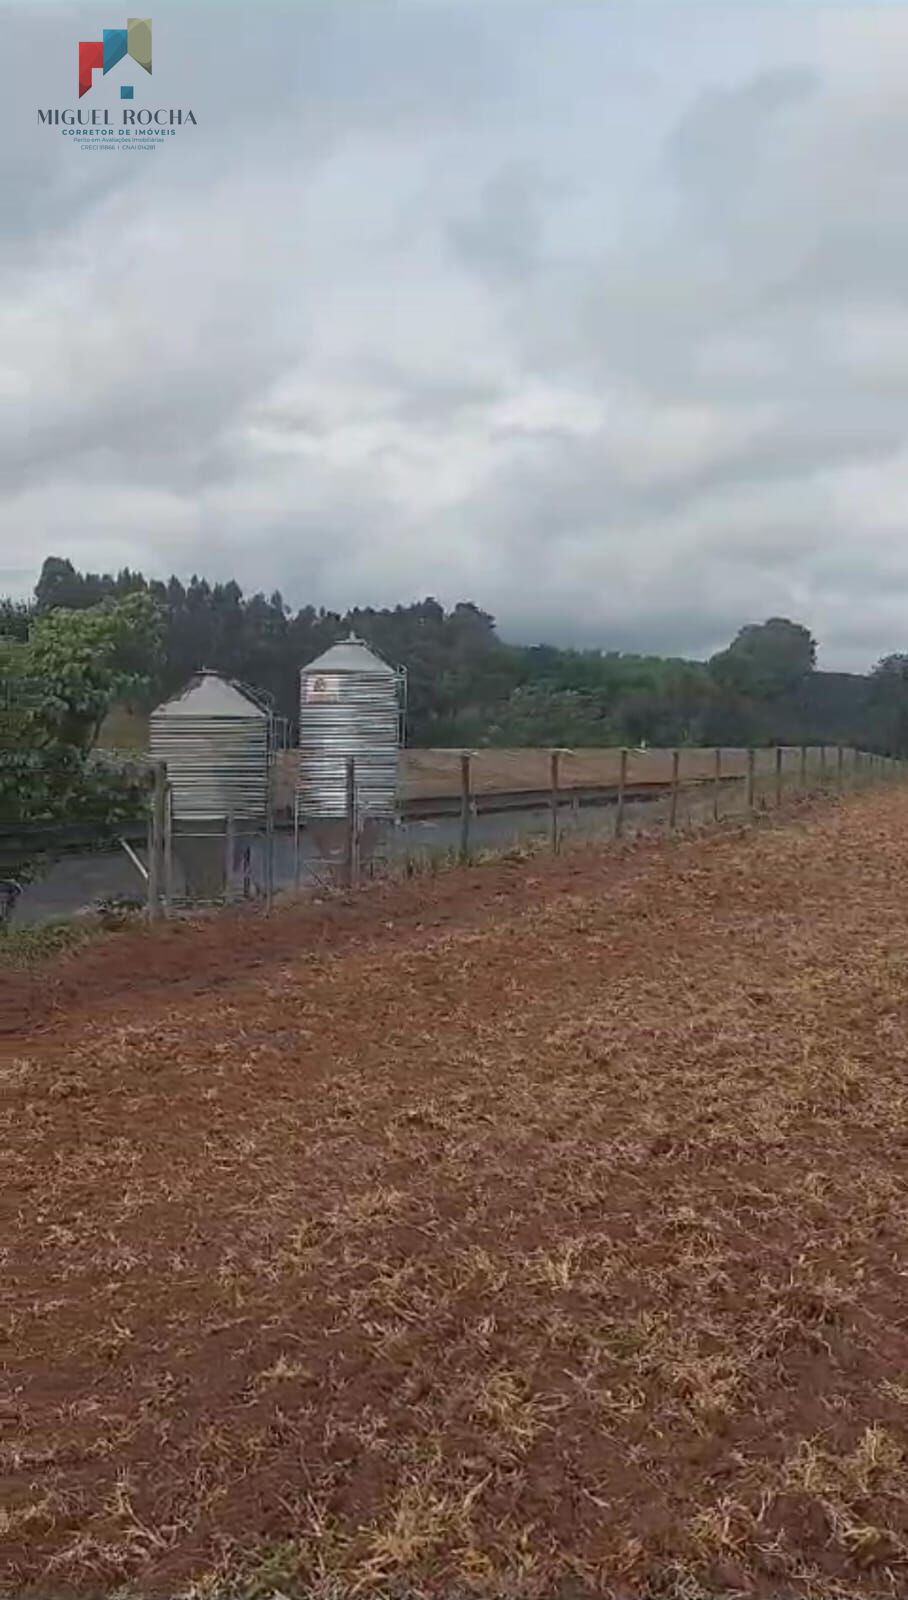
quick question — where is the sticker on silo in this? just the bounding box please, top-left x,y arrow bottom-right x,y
304,674 -> 340,701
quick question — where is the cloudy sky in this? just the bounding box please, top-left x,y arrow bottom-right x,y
3,2 -> 908,669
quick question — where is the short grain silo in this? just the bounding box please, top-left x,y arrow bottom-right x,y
297,635 -> 405,874
149,670 -> 271,902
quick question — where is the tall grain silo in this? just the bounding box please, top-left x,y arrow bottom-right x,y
149,670 -> 271,902
297,635 -> 405,874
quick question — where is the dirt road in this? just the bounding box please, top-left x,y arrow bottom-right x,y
4,792 -> 908,1598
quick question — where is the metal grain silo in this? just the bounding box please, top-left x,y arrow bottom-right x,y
149,670 -> 271,901
297,635 -> 405,873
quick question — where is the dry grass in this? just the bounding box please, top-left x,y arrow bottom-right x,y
3,786 -> 908,1599
102,722 -> 799,802
272,742 -> 830,809
0,917 -> 98,968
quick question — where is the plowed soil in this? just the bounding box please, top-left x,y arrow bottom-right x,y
4,792 -> 908,1599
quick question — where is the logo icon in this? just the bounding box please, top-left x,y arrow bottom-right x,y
305,676 -> 340,702
78,17 -> 152,99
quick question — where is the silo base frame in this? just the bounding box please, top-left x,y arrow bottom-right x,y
293,809 -> 395,892
154,805 -> 277,914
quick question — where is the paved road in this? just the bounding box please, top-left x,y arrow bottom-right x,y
13,800 -> 630,924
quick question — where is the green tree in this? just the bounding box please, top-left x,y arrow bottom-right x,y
709,618 -> 817,701
0,594 -> 161,905
33,555 -> 88,612
11,556 -> 887,754
869,654 -> 908,756
24,592 -> 161,750
34,555 -> 147,614
0,599 -> 32,642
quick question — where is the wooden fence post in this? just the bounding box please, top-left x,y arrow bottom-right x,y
344,756 -> 356,889
747,747 -> 755,813
615,747 -> 628,838
775,745 -> 783,808
670,748 -> 680,831
713,746 -> 721,822
459,751 -> 472,864
264,759 -> 275,910
225,811 -> 236,902
147,760 -> 166,922
836,744 -> 843,791
550,749 -> 561,855
146,791 -> 155,919
800,744 -> 807,791
293,800 -> 302,892
163,779 -> 174,914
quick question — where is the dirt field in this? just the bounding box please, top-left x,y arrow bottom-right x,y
273,744 -> 830,810
97,711 -> 797,803
4,789 -> 908,1598
402,745 -> 757,798
94,713 -> 842,808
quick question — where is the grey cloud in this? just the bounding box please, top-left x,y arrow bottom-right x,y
5,5 -> 908,670
1,1 -> 499,273
643,413 -> 905,514
380,371 -> 506,427
260,367 -> 507,436
0,7 -> 302,271
500,606 -> 752,661
448,165 -> 549,283
668,67 -> 821,203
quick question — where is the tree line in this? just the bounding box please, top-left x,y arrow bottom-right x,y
4,554 -> 908,755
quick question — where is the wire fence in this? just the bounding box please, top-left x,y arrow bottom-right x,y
393,743 -> 904,877
4,743 -> 905,927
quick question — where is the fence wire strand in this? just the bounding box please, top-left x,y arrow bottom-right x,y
3,744 -> 903,926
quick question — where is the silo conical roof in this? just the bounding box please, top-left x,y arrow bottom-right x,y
152,670 -> 268,719
301,634 -> 397,677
